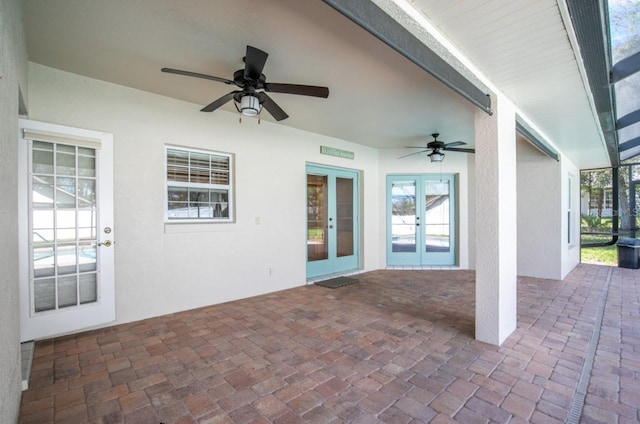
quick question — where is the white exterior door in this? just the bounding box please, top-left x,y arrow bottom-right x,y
19,119 -> 115,341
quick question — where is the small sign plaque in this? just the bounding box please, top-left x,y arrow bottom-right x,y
320,146 -> 354,160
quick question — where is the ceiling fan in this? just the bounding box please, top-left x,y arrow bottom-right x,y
400,133 -> 475,162
161,45 -> 329,122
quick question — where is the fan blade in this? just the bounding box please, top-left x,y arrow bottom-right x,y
265,83 -> 329,98
259,93 -> 289,121
200,91 -> 240,112
244,45 -> 268,81
161,67 -> 233,84
445,147 -> 475,153
444,141 -> 466,148
398,150 -> 428,159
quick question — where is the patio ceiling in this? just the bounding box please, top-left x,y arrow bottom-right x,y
22,0 -> 613,168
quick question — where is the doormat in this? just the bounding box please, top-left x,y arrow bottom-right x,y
315,276 -> 358,289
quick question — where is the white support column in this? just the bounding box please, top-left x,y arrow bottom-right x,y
475,94 -> 517,346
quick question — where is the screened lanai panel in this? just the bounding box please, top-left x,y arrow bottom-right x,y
616,69 -> 640,161
609,0 -> 640,161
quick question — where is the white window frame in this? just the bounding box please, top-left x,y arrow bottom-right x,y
568,174 -> 573,245
603,189 -> 613,209
164,145 -> 234,223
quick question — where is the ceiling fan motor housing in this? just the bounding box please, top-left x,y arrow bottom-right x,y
233,69 -> 266,87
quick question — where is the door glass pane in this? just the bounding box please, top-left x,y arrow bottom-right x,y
56,144 -> 76,176
425,180 -> 450,252
33,210 -> 54,241
79,241 -> 97,272
79,273 -> 97,304
33,244 -> 54,278
56,243 -> 77,275
391,181 -> 417,252
56,177 -> 76,208
307,174 -> 328,261
32,176 -> 54,208
58,275 -> 78,308
78,148 -> 96,177
34,278 -> 55,312
30,141 -> 100,314
32,141 -> 54,174
56,210 -> 76,241
78,210 -> 97,240
33,229 -> 54,244
77,178 -> 96,207
336,177 -> 354,257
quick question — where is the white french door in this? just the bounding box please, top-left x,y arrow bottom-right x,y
19,119 -> 115,341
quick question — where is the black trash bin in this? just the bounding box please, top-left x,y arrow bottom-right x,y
617,238 -> 640,269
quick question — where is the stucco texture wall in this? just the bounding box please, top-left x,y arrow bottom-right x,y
0,0 -> 27,421
516,136 -> 580,280
516,137 -> 563,279
27,63 -> 382,327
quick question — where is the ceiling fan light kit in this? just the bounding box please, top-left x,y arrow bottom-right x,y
162,45 -> 329,122
428,151 -> 444,162
238,95 -> 261,116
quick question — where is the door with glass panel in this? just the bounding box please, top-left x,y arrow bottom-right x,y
387,174 -> 456,266
19,120 -> 115,341
306,165 -> 359,278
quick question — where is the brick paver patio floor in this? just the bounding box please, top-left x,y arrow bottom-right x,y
18,264 -> 640,423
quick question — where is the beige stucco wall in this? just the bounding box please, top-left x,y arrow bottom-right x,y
516,137 -> 562,279
516,136 -> 580,280
26,61 -> 485,334
27,63 -> 383,326
0,0 -> 28,421
474,94 -> 518,345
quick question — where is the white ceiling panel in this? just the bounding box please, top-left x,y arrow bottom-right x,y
409,0 -> 609,167
21,0 -> 610,167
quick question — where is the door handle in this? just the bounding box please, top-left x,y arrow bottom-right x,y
98,240 -> 113,247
